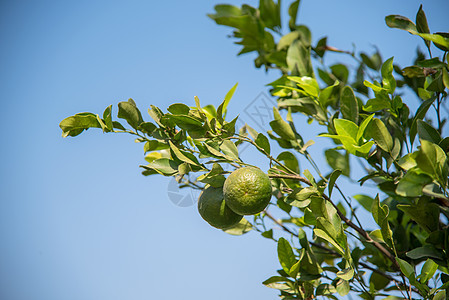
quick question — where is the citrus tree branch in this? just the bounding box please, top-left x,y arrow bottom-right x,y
267,173 -> 401,271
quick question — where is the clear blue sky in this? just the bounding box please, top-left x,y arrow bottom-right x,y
0,1 -> 448,299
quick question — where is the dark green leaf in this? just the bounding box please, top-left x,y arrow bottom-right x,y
340,86 -> 359,124
396,170 -> 432,197
328,169 -> 342,197
288,0 -> 300,30
336,279 -> 350,296
277,237 -> 297,275
217,83 -> 238,123
138,122 -> 157,135
325,149 -> 350,177
395,257 -> 415,279
261,229 -> 273,239
385,15 -> 417,33
223,218 -> 252,235
406,246 -> 444,260
144,140 -> 169,153
410,98 -> 434,146
397,199 -> 439,233
169,141 -> 201,166
353,194 -> 374,213
255,133 -> 271,155
381,57 -> 396,94
277,152 -> 300,174
59,113 -> 101,137
270,107 -> 296,140
140,158 -> 179,176
168,103 -> 190,115
366,118 -> 393,152
102,105 -> 113,131
286,39 -> 313,76
371,195 -> 394,249
118,99 -> 143,130
369,271 -> 390,291
417,120 -> 442,144
418,259 -> 438,284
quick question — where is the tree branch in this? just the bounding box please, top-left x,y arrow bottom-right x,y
268,173 -> 401,271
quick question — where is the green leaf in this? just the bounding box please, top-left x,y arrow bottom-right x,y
59,113 -> 101,137
443,68 -> 449,90
168,103 -> 190,115
418,259 -> 438,284
371,195 -> 394,249
102,105 -> 113,131
259,0 -> 281,30
366,118 -> 393,152
314,228 -> 345,255
169,141 -> 200,166
356,114 -> 375,143
340,86 -> 359,124
396,257 -> 415,279
261,229 -> 273,239
217,83 -> 238,122
416,5 -> 431,49
277,237 -> 297,275
138,122 -> 157,135
396,170 -> 433,197
325,149 -> 350,177
219,140 -> 239,161
336,279 -> 350,296
417,120 -> 442,144
364,80 -> 387,93
336,268 -> 354,281
197,163 -> 226,188
288,76 -> 319,97
385,15 -> 417,33
353,194 -> 374,213
270,107 -> 296,140
277,152 -> 300,174
289,260 -> 301,278
410,98 -> 434,147
286,187 -> 316,208
223,217 -> 252,235
140,158 -> 179,176
315,284 -> 337,296
288,0 -> 300,30
328,169 -> 342,197
416,139 -> 447,182
255,133 -> 271,155
168,114 -> 203,131
385,14 -> 449,49
364,94 -> 391,112
397,199 -> 440,233
406,246 -> 444,260
144,140 -> 169,153
402,66 -> 437,78
369,271 -> 390,291
334,119 -> 358,139
381,57 -> 396,94
286,39 -> 313,76
118,99 -> 143,130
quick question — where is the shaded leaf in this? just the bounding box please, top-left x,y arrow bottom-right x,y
118,99 -> 143,130
255,133 -> 271,155
340,86 -> 359,124
223,218 -> 252,235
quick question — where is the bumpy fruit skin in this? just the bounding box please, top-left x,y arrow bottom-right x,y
198,186 -> 243,229
223,167 -> 272,215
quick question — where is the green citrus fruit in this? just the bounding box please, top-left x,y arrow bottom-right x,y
223,167 -> 272,215
198,185 -> 243,229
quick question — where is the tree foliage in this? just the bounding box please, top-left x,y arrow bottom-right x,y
60,1 -> 449,299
